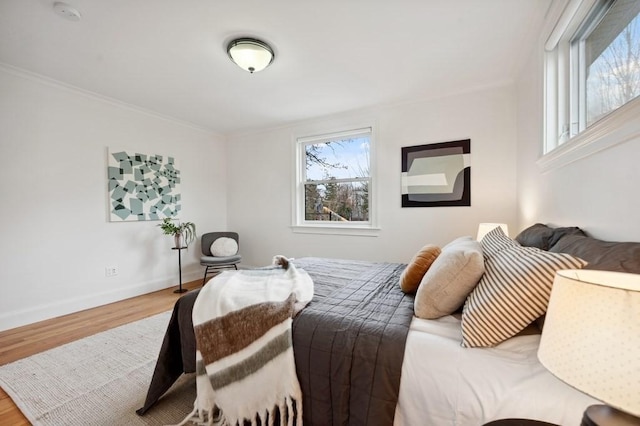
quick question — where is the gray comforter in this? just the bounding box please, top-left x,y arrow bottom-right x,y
138,257 -> 414,425
292,258 -> 414,426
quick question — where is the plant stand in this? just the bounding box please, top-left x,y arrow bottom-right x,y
172,247 -> 188,293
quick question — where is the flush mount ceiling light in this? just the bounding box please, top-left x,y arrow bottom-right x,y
226,38 -> 274,73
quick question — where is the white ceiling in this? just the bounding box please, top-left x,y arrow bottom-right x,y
0,0 -> 552,135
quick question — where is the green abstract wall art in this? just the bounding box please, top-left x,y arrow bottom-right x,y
107,148 -> 181,221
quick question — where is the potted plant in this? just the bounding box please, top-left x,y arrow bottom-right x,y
158,217 -> 196,248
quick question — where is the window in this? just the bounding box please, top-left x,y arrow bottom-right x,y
543,0 -> 640,160
293,127 -> 377,235
577,1 -> 640,128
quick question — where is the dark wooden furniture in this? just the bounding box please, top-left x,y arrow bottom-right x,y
581,405 -> 640,426
483,405 -> 640,426
484,420 -> 558,426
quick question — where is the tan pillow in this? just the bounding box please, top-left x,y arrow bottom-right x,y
399,244 -> 441,293
414,236 -> 484,319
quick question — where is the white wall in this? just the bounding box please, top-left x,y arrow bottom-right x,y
515,30 -> 640,242
0,67 -> 227,331
226,85 -> 519,267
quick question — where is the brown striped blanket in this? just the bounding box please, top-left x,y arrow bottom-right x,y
139,258 -> 414,426
175,257 -> 313,426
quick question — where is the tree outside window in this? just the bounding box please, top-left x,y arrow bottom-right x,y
298,130 -> 371,225
585,11 -> 640,126
544,0 -> 640,156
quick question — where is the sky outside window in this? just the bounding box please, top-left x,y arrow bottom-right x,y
305,137 -> 370,180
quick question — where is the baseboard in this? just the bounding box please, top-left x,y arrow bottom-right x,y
0,271 -> 202,332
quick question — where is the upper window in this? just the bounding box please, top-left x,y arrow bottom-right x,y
544,0 -> 640,155
293,127 -> 377,235
577,0 -> 640,128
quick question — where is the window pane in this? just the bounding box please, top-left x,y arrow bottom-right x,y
304,181 -> 369,222
585,3 -> 640,126
305,136 -> 370,181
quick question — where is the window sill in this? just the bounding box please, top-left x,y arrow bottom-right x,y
538,97 -> 640,172
291,224 -> 380,237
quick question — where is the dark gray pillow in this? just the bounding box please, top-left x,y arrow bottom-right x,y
515,223 -> 585,250
548,226 -> 586,248
550,233 -> 640,274
515,223 -> 554,250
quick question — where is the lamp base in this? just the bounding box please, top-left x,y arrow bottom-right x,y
581,405 -> 640,426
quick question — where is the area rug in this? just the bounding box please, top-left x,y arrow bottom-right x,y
0,312 -> 196,426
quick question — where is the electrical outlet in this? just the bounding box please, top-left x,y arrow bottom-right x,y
105,266 -> 119,277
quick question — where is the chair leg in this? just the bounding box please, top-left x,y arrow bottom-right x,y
202,266 -> 209,286
203,264 -> 239,286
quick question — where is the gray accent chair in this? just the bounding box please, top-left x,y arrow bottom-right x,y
200,232 -> 242,285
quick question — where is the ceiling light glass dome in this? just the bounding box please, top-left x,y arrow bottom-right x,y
227,38 -> 274,73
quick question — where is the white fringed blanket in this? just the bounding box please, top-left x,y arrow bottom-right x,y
176,257 -> 313,426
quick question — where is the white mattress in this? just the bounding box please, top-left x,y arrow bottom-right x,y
394,315 -> 598,425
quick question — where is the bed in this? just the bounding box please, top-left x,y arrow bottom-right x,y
137,224 -> 640,425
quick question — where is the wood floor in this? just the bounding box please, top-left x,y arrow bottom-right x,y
0,279 -> 203,426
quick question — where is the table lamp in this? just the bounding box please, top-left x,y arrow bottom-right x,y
476,223 -> 509,241
538,269 -> 640,425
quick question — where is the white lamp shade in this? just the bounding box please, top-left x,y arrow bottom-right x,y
227,38 -> 274,73
538,269 -> 640,417
476,223 -> 509,241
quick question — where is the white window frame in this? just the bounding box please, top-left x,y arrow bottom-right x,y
291,126 -> 379,236
540,0 -> 640,171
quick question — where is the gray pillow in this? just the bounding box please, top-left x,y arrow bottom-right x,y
514,223 -> 555,249
515,223 -> 585,250
550,233 -> 640,273
414,236 -> 485,319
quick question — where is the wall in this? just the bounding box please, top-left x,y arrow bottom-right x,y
515,24 -> 640,242
0,66 -> 227,331
226,85 -> 519,267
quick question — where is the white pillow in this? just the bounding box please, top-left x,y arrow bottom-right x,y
210,237 -> 238,257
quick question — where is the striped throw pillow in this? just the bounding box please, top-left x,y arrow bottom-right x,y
461,228 -> 587,348
480,226 -> 519,256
